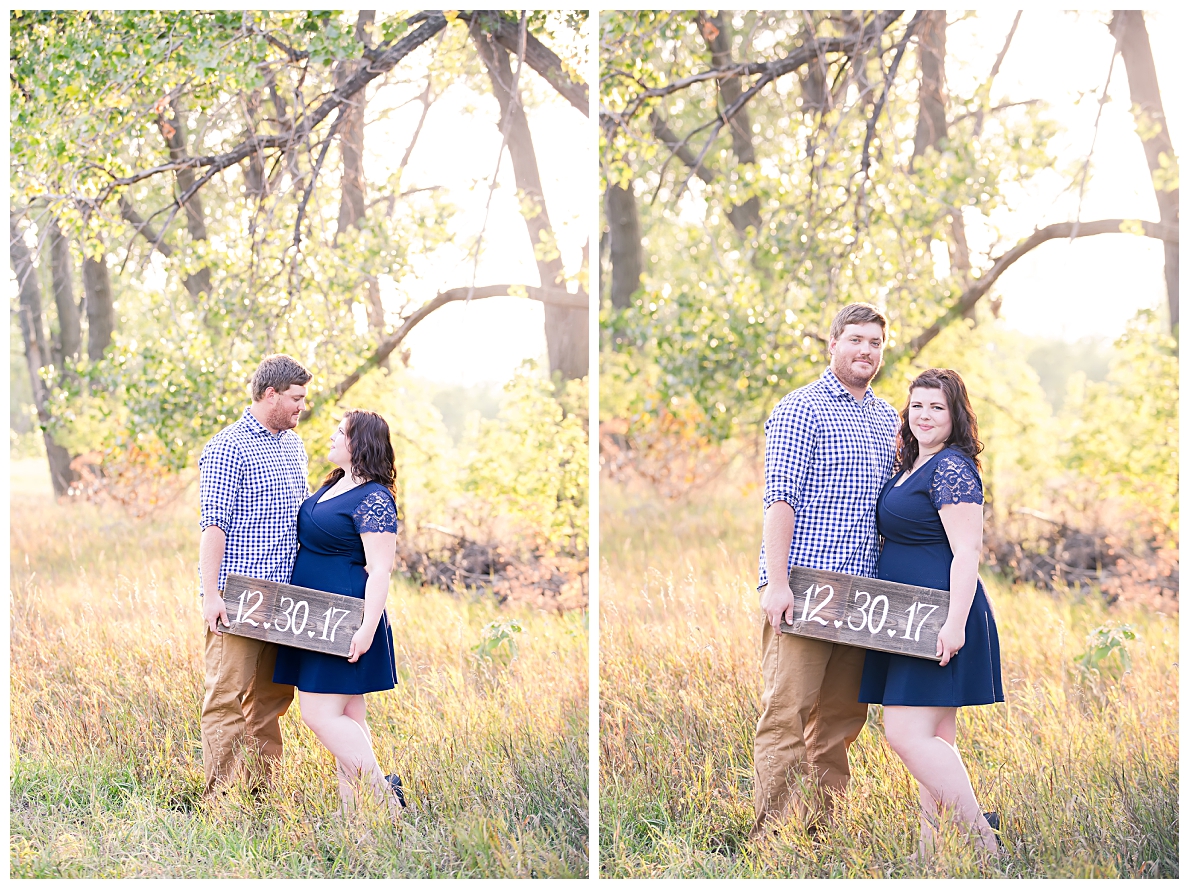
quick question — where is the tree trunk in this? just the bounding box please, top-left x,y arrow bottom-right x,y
335,11 -> 386,334
48,217 -> 82,365
1111,11 -> 1179,331
83,251 -> 115,360
11,219 -> 77,495
159,98 -> 211,295
908,12 -> 976,318
242,89 -> 268,199
606,182 -> 643,310
699,13 -> 762,235
472,21 -> 588,379
912,11 -> 948,163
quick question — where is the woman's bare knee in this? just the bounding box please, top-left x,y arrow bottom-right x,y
882,711 -> 914,757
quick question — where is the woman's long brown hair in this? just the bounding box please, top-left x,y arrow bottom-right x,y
897,368 -> 983,471
321,409 -> 397,494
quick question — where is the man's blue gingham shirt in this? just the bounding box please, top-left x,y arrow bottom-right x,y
198,408 -> 309,594
758,367 -> 900,588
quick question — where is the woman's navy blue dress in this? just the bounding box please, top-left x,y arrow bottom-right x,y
859,448 -> 1004,707
273,481 -> 399,694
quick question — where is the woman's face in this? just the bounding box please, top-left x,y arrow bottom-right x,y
329,420 -> 352,468
908,387 -> 952,455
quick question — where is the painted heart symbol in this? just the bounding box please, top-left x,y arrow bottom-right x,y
887,629 -> 895,636
834,620 -> 843,627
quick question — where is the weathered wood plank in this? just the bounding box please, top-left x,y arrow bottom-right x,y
219,574 -> 364,658
778,566 -> 950,661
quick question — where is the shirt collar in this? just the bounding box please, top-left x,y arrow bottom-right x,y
821,366 -> 874,405
241,406 -> 288,438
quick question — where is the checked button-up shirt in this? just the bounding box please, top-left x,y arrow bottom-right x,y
198,408 -> 310,594
757,367 -> 900,588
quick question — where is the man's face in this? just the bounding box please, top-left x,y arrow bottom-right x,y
828,322 -> 885,389
262,384 -> 307,431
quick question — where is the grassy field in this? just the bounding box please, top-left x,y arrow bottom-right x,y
9,460 -> 588,878
599,473 -> 1178,879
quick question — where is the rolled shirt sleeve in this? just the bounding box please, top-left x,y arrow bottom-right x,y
198,436 -> 243,534
763,395 -> 818,512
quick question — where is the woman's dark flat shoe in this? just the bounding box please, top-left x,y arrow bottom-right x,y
385,773 -> 407,808
983,811 -> 1004,851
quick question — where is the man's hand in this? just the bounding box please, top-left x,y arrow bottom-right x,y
760,580 -> 798,629
203,592 -> 229,634
199,525 -> 228,633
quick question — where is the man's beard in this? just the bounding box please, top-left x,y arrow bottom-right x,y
269,404 -> 299,430
833,358 -> 879,390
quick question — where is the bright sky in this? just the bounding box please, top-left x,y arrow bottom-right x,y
943,9 -> 1180,342
364,27 -> 591,386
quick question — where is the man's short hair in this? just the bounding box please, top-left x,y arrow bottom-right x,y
829,303 -> 888,341
250,354 -> 312,401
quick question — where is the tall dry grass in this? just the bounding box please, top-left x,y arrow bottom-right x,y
9,460 -> 588,878
599,473 -> 1178,878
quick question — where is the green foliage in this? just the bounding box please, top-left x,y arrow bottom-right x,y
1024,337 -> 1111,411
1075,624 -> 1137,677
472,618 -> 525,666
460,365 -> 589,557
10,8 -> 586,482
294,363 -> 589,563
600,11 -> 1060,440
1058,310 -> 1178,543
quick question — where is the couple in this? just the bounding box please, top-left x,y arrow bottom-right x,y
197,354 -> 405,822
753,303 -> 1005,858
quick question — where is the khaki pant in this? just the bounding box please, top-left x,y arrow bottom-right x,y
201,629 -> 294,794
751,610 -> 869,836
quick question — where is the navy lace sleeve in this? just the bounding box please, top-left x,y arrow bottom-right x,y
353,489 -> 399,534
931,453 -> 984,508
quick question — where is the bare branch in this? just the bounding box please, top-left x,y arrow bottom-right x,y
612,11 -> 903,131
309,284 -> 587,416
861,11 -> 923,178
292,107 -> 345,254
889,218 -> 1178,365
459,11 -> 589,115
118,196 -> 173,259
1073,25 -> 1122,234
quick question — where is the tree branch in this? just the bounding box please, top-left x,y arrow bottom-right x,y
94,13 -> 448,207
118,197 -> 173,258
459,11 -> 589,115
888,218 -> 1178,367
973,10 -> 1022,137
612,11 -> 903,132
861,11 -> 923,178
307,284 -> 587,417
292,107 -> 344,253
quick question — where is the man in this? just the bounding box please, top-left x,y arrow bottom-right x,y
751,303 -> 901,837
199,354 -> 311,794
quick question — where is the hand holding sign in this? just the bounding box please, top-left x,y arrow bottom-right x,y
219,574 -> 366,658
777,565 -> 951,661
760,580 -> 798,628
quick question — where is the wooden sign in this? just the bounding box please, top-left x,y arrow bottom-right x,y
778,565 -> 950,661
219,574 -> 364,658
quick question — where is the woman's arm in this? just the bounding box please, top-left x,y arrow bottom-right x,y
348,530 -> 398,663
936,501 -> 984,666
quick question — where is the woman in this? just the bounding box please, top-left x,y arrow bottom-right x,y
858,368 -> 1004,857
273,409 -> 405,821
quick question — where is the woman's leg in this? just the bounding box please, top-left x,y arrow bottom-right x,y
343,694 -> 371,741
883,705 -> 997,855
299,690 -> 397,819
914,708 -> 958,854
